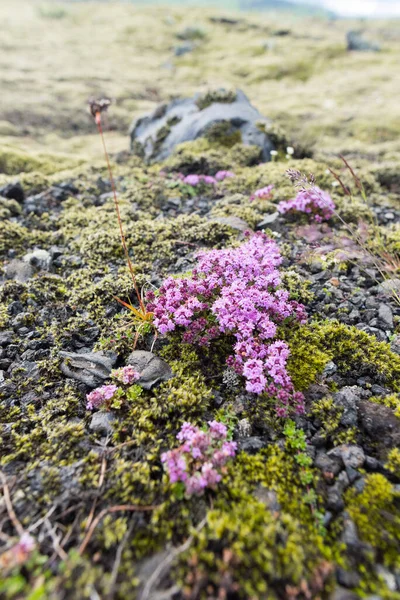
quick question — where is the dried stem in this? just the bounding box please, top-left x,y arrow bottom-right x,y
139,517 -> 207,600
107,521 -> 134,599
79,503 -> 157,556
94,112 -> 145,313
0,471 -> 24,537
84,455 -> 107,534
44,518 -> 68,561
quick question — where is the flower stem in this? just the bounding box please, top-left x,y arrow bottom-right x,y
94,112 -> 145,313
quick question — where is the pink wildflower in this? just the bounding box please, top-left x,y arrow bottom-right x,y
215,170 -> 235,181
148,232 -> 305,416
277,187 -> 335,222
184,174 -> 200,186
200,175 -> 217,185
162,421 -> 236,497
18,532 -> 36,554
250,185 -> 274,202
86,384 -> 118,410
112,365 -> 140,385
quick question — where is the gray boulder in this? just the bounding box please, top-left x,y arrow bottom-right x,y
130,89 -> 274,162
59,350 -> 117,388
126,351 -> 173,390
347,31 -> 380,52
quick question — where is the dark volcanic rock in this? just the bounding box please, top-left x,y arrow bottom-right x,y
89,411 -> 116,435
127,351 -> 173,389
0,181 -> 24,203
130,89 -> 274,162
59,350 -> 117,388
239,436 -> 267,453
358,399 -> 400,449
328,445 -> 365,470
332,386 -> 360,427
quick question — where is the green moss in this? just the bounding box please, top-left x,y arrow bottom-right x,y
0,220 -> 31,254
163,138 -> 262,175
196,89 -> 237,111
175,443 -> 335,599
310,397 -> 343,439
223,158 -> 331,199
210,193 -> 264,229
346,474 -> 400,568
0,146 -> 82,176
281,270 -> 314,305
0,197 -> 21,219
204,121 -> 242,148
283,320 -> 400,393
369,393 -> 400,418
334,195 -> 374,223
385,448 -> 400,479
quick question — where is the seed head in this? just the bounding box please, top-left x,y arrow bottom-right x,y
89,97 -> 111,120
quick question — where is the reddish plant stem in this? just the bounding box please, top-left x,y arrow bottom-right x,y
95,112 -> 145,313
79,503 -> 157,556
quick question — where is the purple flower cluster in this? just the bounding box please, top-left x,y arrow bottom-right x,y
180,171 -> 235,187
86,384 -> 118,410
215,170 -> 235,181
250,185 -> 274,202
17,532 -> 36,554
147,232 -> 306,416
86,366 -> 140,410
277,186 -> 335,223
112,365 -> 140,385
161,421 -> 237,496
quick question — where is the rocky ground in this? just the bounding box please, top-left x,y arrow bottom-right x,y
1,3 -> 400,600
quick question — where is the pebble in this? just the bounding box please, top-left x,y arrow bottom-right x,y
332,387 -> 360,427
239,436 -> 266,453
256,212 -> 281,232
89,412 -> 116,435
23,248 -> 51,271
378,303 -> 393,328
376,566 -> 397,592
5,259 -> 34,283
212,215 -> 251,233
336,567 -> 360,589
0,181 -> 24,203
328,445 -> 365,469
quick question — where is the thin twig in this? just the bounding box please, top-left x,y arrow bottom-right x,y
139,517 -> 207,600
107,521 -> 134,599
0,471 -> 24,537
28,505 -> 57,534
84,455 -> 107,534
45,518 -> 68,561
95,113 -> 145,312
47,509 -> 83,567
79,504 -> 158,556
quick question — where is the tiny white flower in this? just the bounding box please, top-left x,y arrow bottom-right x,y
286,146 -> 294,155
270,150 -> 278,156
332,181 -> 339,187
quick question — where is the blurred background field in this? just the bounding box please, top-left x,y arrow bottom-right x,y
1,0 -> 400,172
